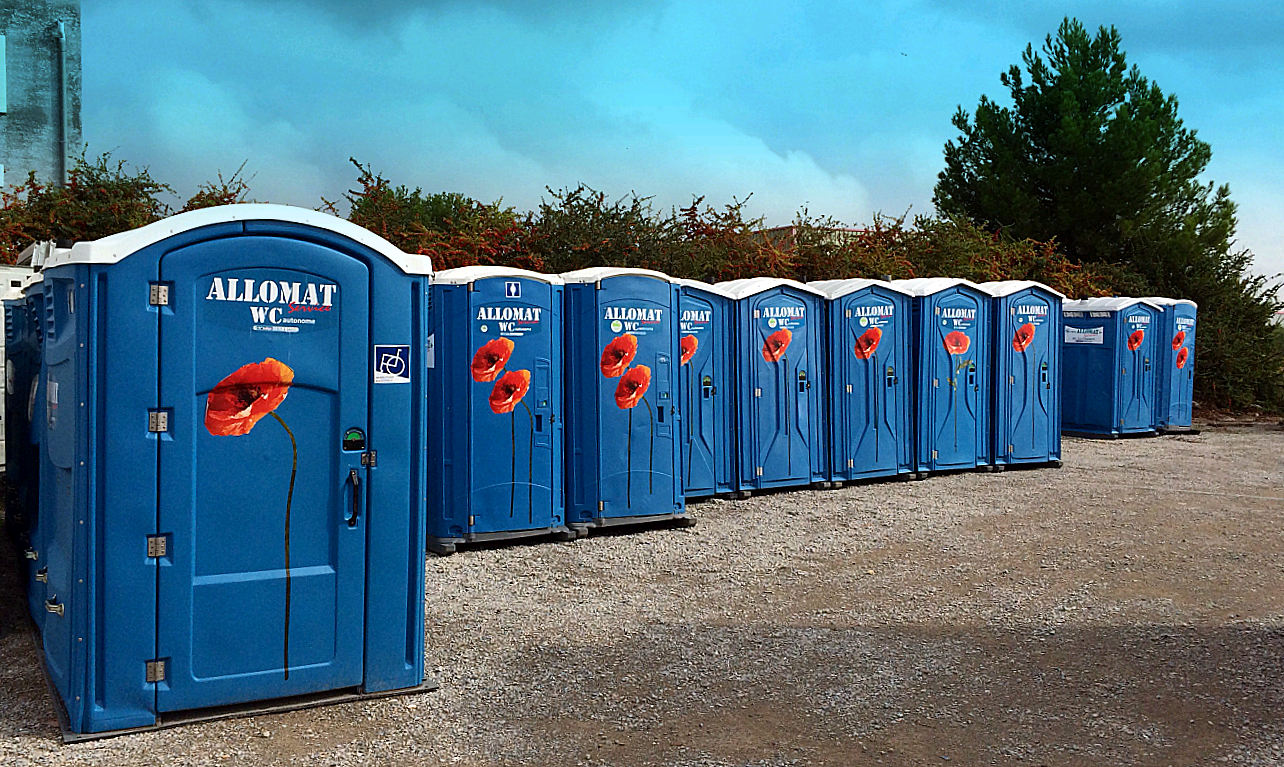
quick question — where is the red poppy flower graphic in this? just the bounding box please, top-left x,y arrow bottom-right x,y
762,328 -> 792,362
1172,331 -> 1186,350
854,327 -> 882,360
471,337 -> 514,382
680,334 -> 698,366
615,365 -> 651,409
943,331 -> 970,356
600,334 -> 638,378
1176,347 -> 1189,369
1127,329 -> 1145,351
1012,323 -> 1036,353
205,358 -> 295,437
489,369 -> 531,414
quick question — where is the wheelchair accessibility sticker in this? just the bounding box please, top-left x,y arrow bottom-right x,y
373,345 -> 412,384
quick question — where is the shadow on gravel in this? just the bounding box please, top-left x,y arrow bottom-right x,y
478,622 -> 1284,767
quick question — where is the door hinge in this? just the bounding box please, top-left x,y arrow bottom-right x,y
147,535 -> 168,558
146,660 -> 167,683
361,451 -> 377,467
598,501 -> 605,512
846,384 -> 852,393
149,283 -> 170,306
24,548 -> 38,561
847,459 -> 854,468
35,567 -> 47,583
468,515 -> 475,526
1008,444 -> 1015,453
933,378 -> 939,388
1009,375 -> 1015,385
932,450 -> 938,459
148,410 -> 169,433
754,388 -> 762,398
755,466 -> 763,476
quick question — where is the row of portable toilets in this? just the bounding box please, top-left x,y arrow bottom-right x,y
1,205 -> 1196,737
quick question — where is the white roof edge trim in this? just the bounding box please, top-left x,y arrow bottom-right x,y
1063,297 -> 1165,312
673,278 -> 737,299
559,267 -> 676,284
887,277 -> 986,296
1138,296 -> 1198,308
433,266 -> 564,285
42,204 -> 434,276
714,277 -> 827,300
976,280 -> 1068,300
808,278 -> 914,300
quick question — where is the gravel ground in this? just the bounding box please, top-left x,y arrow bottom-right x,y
3,421 -> 1284,766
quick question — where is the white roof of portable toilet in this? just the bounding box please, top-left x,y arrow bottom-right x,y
977,280 -> 1067,299
715,277 -> 826,300
673,278 -> 736,299
1138,296 -> 1199,308
434,266 -> 564,285
1063,297 -> 1164,312
560,267 -> 674,284
21,272 -> 44,290
889,277 -> 984,296
42,204 -> 434,276
808,278 -> 914,300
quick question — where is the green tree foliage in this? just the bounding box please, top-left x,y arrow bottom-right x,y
934,17 -> 1283,409
0,152 -> 172,262
333,159 -> 535,271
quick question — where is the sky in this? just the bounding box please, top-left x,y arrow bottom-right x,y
83,1 -> 1284,279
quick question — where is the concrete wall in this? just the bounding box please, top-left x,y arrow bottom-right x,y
0,1 -> 82,189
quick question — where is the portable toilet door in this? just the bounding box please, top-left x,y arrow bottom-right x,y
717,278 -> 827,492
675,279 -> 735,498
1144,298 -> 1198,432
426,267 -> 567,554
1061,297 -> 1162,437
562,268 -> 685,533
17,275 -> 48,629
810,279 -> 913,482
979,281 -> 1064,468
893,278 -> 991,474
35,205 -> 432,735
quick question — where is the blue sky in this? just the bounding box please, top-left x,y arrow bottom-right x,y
84,1 -> 1284,279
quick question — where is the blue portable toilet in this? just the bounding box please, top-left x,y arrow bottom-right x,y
33,205 -> 433,736
426,266 -> 569,554
0,264 -> 34,472
1142,297 -> 1198,433
561,268 -> 686,534
892,278 -> 992,474
978,281 -> 1064,468
716,278 -> 827,492
1061,297 -> 1163,437
810,278 -> 914,482
675,279 -> 736,499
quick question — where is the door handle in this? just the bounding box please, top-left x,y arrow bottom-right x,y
346,469 -> 361,528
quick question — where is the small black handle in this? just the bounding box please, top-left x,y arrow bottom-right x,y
347,469 -> 360,528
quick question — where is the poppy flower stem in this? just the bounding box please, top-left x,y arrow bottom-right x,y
268,411 -> 297,681
510,410 -> 517,518
522,401 -> 534,524
641,397 -> 654,493
626,408 -> 632,508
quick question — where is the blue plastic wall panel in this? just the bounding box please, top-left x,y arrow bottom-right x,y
991,288 -> 1062,465
38,220 -> 427,735
1154,303 -> 1197,430
426,276 -> 565,546
678,286 -> 734,497
563,275 -> 684,527
732,287 -> 827,491
826,287 -> 913,480
910,286 -> 991,472
1061,309 -> 1119,435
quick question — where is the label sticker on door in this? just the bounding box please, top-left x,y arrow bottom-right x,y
374,345 -> 411,383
